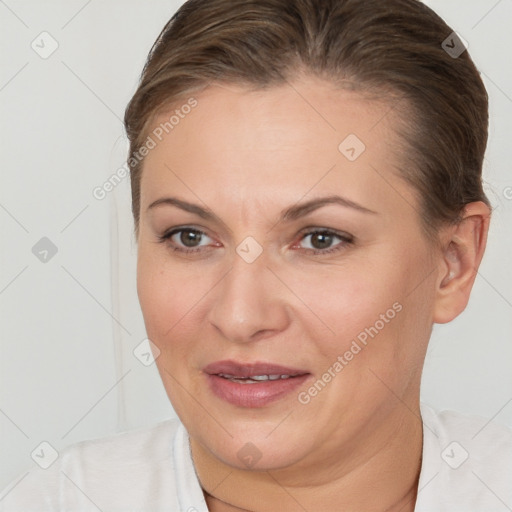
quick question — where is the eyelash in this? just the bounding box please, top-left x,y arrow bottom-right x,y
157,227 -> 354,256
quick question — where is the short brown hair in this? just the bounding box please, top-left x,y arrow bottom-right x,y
124,0 -> 490,240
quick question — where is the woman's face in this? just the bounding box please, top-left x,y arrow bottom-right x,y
136,77 -> 439,470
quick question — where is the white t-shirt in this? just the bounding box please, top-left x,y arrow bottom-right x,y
1,402 -> 511,511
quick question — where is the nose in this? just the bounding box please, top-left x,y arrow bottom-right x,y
207,245 -> 290,344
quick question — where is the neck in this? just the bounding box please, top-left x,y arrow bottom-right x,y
190,403 -> 424,512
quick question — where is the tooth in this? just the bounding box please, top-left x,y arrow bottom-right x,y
218,373 -> 297,383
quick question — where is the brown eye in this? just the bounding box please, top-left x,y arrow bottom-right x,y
178,229 -> 203,247
309,232 -> 335,250
297,229 -> 354,255
158,227 -> 214,253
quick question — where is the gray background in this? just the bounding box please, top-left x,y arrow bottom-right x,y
1,0 -> 511,490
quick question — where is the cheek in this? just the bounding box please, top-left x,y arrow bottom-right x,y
142,276 -> 190,359
285,251 -> 431,369
282,262 -> 402,346
136,251 -> 205,411
136,249 -> 199,342
288,262 -> 431,423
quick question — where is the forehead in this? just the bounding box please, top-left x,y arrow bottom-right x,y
148,78 -> 396,155
140,78 -> 416,221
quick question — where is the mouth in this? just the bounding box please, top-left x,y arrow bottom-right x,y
216,373 -> 300,383
203,360 -> 311,408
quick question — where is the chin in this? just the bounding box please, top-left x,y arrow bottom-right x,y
217,439 -> 305,472
194,419 -> 311,470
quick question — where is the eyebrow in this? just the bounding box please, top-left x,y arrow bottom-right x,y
147,194 -> 377,225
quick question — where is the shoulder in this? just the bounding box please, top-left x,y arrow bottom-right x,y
63,417 -> 181,468
420,402 -> 512,467
0,418 -> 184,512
416,402 -> 512,512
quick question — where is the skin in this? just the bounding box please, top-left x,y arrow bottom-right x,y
136,76 -> 490,512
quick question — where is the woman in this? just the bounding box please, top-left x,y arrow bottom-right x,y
1,0 -> 511,510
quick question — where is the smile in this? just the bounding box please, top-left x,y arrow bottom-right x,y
203,360 -> 311,407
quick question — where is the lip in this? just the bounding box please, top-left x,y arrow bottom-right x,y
203,359 -> 311,408
203,360 -> 309,378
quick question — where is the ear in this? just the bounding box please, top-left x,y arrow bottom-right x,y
432,201 -> 491,324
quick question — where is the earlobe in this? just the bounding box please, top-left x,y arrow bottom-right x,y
432,202 -> 491,324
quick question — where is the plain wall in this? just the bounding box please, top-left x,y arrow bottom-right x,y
1,0 -> 511,490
